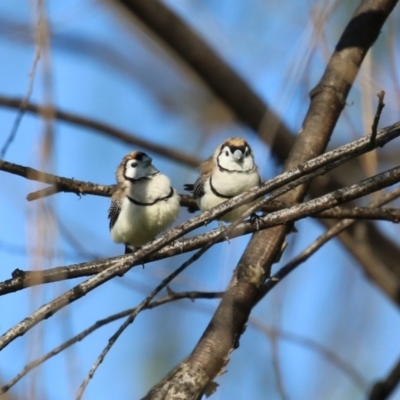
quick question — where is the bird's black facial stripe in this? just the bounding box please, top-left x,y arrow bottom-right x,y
224,145 -> 247,155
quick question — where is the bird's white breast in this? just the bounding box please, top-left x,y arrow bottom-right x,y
111,174 -> 180,248
198,169 -> 260,222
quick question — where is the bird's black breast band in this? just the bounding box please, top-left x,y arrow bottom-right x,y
127,186 -> 174,206
216,160 -> 255,173
209,177 -> 233,199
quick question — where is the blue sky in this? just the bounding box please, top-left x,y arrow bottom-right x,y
1,1 -> 400,399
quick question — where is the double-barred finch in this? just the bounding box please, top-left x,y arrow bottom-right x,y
108,151 -> 180,254
184,138 -> 261,222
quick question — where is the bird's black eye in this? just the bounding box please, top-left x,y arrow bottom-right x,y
131,162 -> 137,168
225,151 -> 229,156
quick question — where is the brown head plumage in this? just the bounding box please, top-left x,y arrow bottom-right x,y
197,138 -> 253,178
216,138 -> 251,157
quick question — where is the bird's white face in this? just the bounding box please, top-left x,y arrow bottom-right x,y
124,153 -> 158,181
216,144 -> 255,172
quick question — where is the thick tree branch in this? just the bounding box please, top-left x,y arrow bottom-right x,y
142,1 -> 398,398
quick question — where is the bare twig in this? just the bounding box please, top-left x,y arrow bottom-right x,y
251,320 -> 368,391
316,206 -> 400,220
0,16 -> 43,159
370,91 -> 386,146
0,159 -> 114,199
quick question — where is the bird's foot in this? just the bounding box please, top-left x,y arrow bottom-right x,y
250,213 -> 263,231
218,220 -> 230,244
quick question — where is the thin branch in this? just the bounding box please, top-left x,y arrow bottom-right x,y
316,206 -> 400,220
370,91 -> 386,146
0,95 -> 199,168
0,159 -> 114,199
0,66 -> 41,159
0,290 -> 224,395
250,320 -> 368,391
259,186 -> 400,304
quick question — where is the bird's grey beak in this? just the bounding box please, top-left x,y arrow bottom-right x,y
143,155 -> 153,167
233,149 -> 244,161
